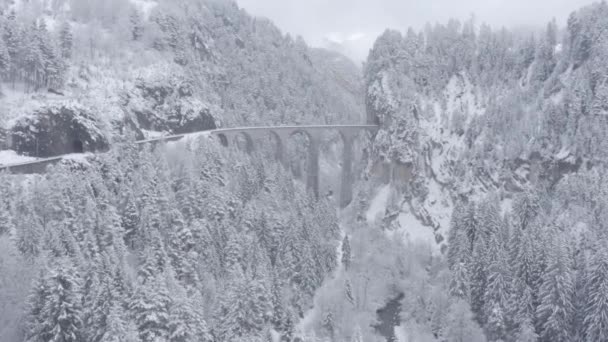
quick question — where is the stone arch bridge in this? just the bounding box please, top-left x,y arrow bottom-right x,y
210,125 -> 378,207
0,124 -> 378,208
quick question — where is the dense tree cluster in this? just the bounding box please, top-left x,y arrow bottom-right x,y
0,136 -> 341,341
446,174 -> 608,341
0,11 -> 70,91
0,0 -> 363,132
365,2 -> 608,174
362,2 -> 608,341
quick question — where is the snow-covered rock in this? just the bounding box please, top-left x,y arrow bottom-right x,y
10,104 -> 110,157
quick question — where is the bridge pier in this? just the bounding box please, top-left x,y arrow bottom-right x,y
339,131 -> 357,208
305,131 -> 321,199
209,125 -> 377,206
273,130 -> 290,169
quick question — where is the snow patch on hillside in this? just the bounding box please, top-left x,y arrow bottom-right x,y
367,184 -> 391,223
129,0 -> 158,20
444,73 -> 484,124
395,211 -> 437,250
0,150 -> 36,166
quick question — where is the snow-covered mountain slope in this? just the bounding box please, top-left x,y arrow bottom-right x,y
362,2 -> 608,251
0,0 -> 364,158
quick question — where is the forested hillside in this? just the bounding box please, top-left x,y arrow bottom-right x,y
364,1 -> 608,341
0,0 -> 363,158
0,137 -> 343,341
2,0 -> 608,341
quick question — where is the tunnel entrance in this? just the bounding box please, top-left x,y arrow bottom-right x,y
72,139 -> 84,153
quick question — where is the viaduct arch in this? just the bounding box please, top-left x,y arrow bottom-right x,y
210,125 -> 378,208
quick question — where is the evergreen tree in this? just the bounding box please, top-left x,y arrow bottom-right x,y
121,194 -> 140,249
216,273 -> 270,341
0,36 -> 9,77
483,236 -> 511,341
536,233 -> 574,342
24,259 -> 83,342
592,81 -> 608,116
583,240 -> 608,341
59,22 -> 73,60
447,202 -> 469,269
130,277 -> 172,342
3,10 -> 20,84
99,303 -> 139,342
444,299 -> 487,342
516,318 -> 539,342
469,237 -> 488,325
168,297 -> 212,342
0,204 -> 13,236
512,191 -> 540,231
449,261 -> 470,300
21,21 -> 44,90
15,207 -> 43,259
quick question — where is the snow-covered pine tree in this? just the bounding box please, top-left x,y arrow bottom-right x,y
168,296 -> 212,342
216,273 -> 269,341
509,225 -> 542,329
21,21 -> 44,90
572,234 -> 590,341
59,21 -> 73,59
592,81 -> 608,116
516,317 -> 539,342
483,236 -> 511,341
15,204 -> 43,259
450,261 -> 470,300
121,193 -> 140,250
536,232 -> 574,342
513,191 -> 541,232
3,10 -> 20,84
477,198 -> 502,245
0,35 -> 9,78
469,235 -> 489,325
24,258 -> 83,342
99,303 -> 139,342
447,202 -> 469,270
0,201 -> 13,236
444,299 -> 487,342
129,276 -> 172,342
583,238 -> 608,341
530,19 -> 557,85
36,19 -> 63,88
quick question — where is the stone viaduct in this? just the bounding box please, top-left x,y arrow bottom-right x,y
209,125 -> 378,208
0,124 -> 378,208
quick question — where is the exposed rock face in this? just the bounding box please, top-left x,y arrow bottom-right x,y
128,74 -> 218,134
10,105 -> 109,157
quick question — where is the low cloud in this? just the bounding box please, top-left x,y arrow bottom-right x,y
237,0 -> 596,62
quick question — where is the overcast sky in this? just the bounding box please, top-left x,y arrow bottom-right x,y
236,0 -> 597,63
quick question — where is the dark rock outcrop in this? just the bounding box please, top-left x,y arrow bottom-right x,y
10,105 -> 109,157
129,75 -> 218,134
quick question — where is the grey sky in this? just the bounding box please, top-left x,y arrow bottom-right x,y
236,0 -> 598,62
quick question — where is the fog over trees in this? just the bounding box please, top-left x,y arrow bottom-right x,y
1,0 -> 608,341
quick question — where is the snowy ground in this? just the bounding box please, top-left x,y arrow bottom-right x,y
366,183 -> 441,254
366,184 -> 391,223
0,150 -> 37,166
